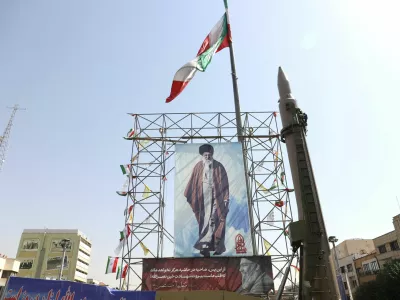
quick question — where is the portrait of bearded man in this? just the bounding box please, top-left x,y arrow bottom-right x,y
184,144 -> 229,256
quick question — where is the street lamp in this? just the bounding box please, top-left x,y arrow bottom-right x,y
328,236 -> 340,273
58,239 -> 70,280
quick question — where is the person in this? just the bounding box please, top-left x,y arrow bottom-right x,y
184,144 -> 229,256
236,257 -> 274,295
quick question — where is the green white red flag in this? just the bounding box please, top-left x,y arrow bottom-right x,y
114,225 -> 131,255
105,256 -> 119,274
116,264 -> 129,279
120,164 -> 132,175
165,14 -> 230,103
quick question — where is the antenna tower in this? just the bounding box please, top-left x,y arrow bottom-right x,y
0,104 -> 25,172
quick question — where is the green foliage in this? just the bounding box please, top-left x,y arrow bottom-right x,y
354,259 -> 400,300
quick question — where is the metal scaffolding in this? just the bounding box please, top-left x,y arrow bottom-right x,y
117,112 -> 298,292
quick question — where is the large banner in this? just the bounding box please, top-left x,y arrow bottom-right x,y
174,143 -> 253,257
1,277 -> 156,300
142,256 -> 274,296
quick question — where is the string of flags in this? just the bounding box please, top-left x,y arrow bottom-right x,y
256,178 -> 278,194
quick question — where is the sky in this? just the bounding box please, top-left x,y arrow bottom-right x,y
1,0 -> 400,288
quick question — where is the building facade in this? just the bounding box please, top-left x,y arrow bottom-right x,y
0,257 -> 20,293
353,251 -> 379,285
15,229 -> 91,283
330,239 -> 375,299
373,214 -> 400,267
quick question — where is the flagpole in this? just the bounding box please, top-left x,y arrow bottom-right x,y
224,0 -> 257,255
224,0 -> 243,141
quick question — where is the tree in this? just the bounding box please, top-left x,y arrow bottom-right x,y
354,280 -> 380,300
354,259 -> 400,300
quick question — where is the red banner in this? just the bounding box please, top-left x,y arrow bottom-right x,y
142,256 -> 274,296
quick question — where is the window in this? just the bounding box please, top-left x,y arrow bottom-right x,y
80,238 -> 92,248
347,264 -> 353,272
378,245 -> 387,254
343,282 -> 348,290
352,279 -> 358,287
356,268 -> 361,274
389,240 -> 399,251
340,266 -> 345,273
363,264 -> 370,272
370,261 -> 379,271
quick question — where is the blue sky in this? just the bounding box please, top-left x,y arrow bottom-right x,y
1,0 -> 400,288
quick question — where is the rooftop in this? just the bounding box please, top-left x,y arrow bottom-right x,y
22,229 -> 91,242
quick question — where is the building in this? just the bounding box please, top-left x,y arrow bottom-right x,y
330,239 -> 375,299
0,256 -> 20,294
15,229 -> 91,283
373,214 -> 400,267
353,251 -> 379,285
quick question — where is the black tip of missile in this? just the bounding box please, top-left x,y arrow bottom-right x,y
277,66 -> 292,99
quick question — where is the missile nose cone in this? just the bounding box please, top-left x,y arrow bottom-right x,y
278,66 -> 292,99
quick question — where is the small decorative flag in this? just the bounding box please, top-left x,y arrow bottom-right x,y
143,185 -> 151,199
256,180 -> 269,194
139,139 -> 150,149
263,240 -> 271,256
116,264 -> 129,279
280,172 -> 286,186
140,242 -> 150,256
105,257 -> 119,274
114,225 -> 131,255
124,205 -> 134,224
116,177 -> 130,196
284,230 -> 289,236
274,151 -> 279,168
165,14 -> 230,103
291,265 -> 300,272
131,154 -> 138,163
120,165 -> 131,175
266,211 -> 274,225
275,200 -> 284,207
116,191 -> 128,196
269,179 -> 278,191
124,129 -> 136,140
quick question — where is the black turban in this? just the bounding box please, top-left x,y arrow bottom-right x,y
199,144 -> 214,155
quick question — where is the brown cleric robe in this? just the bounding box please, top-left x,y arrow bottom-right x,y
184,159 -> 229,253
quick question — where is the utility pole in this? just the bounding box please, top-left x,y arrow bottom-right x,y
329,236 -> 347,300
0,105 -> 25,172
58,239 -> 70,280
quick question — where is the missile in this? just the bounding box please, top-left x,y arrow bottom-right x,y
277,67 -> 303,218
277,66 -> 292,99
277,67 -> 337,299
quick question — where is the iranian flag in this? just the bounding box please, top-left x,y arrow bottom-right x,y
120,164 -> 131,175
105,256 -> 119,274
114,225 -> 132,255
166,14 -> 230,103
116,264 -> 129,279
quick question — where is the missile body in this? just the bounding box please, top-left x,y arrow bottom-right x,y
278,67 -> 336,300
